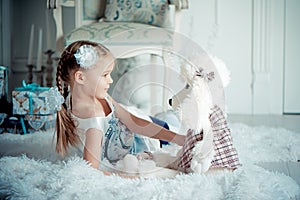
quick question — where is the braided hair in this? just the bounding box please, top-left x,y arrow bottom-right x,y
55,40 -> 109,156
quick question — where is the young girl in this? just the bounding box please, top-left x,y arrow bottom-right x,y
55,40 -> 240,178
55,40 -> 188,178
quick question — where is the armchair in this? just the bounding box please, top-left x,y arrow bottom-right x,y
49,0 -> 189,115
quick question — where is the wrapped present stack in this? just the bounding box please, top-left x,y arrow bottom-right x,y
11,80 -> 57,134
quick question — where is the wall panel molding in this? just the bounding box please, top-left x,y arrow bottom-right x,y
252,0 -> 285,114
252,0 -> 271,74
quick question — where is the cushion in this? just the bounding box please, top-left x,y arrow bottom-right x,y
82,0 -> 106,20
65,22 -> 173,47
104,0 -> 173,27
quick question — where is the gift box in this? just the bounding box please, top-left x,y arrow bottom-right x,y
12,81 -> 56,115
24,114 -> 56,133
0,114 -> 56,134
0,66 -> 8,99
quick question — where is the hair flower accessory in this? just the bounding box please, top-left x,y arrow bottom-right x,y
74,45 -> 98,69
46,87 -> 65,111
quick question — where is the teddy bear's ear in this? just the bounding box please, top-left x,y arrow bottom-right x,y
209,55 -> 231,88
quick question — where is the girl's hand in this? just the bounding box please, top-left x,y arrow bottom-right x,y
173,134 -> 186,146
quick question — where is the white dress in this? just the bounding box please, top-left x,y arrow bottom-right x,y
69,98 -> 176,176
71,98 -> 134,167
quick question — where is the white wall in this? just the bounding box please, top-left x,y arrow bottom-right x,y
176,0 -> 298,115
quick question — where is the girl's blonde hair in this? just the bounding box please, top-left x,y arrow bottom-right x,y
55,40 -> 110,156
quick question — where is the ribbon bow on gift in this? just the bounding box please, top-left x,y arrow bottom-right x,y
17,80 -> 49,92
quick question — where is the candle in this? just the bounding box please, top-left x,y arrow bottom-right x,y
36,28 -> 43,71
46,10 -> 51,50
27,24 -> 34,65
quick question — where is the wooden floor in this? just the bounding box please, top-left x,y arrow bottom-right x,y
228,114 -> 300,200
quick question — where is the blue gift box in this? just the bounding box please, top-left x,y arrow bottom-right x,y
0,114 -> 56,134
12,81 -> 55,115
11,81 -> 58,134
24,114 -> 56,133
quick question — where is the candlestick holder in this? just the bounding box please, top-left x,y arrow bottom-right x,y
26,64 -> 35,84
35,66 -> 46,86
45,49 -> 55,87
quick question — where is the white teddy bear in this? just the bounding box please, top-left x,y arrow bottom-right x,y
169,55 -> 241,173
171,64 -> 216,173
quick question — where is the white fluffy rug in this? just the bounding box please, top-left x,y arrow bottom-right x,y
0,123 -> 300,200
